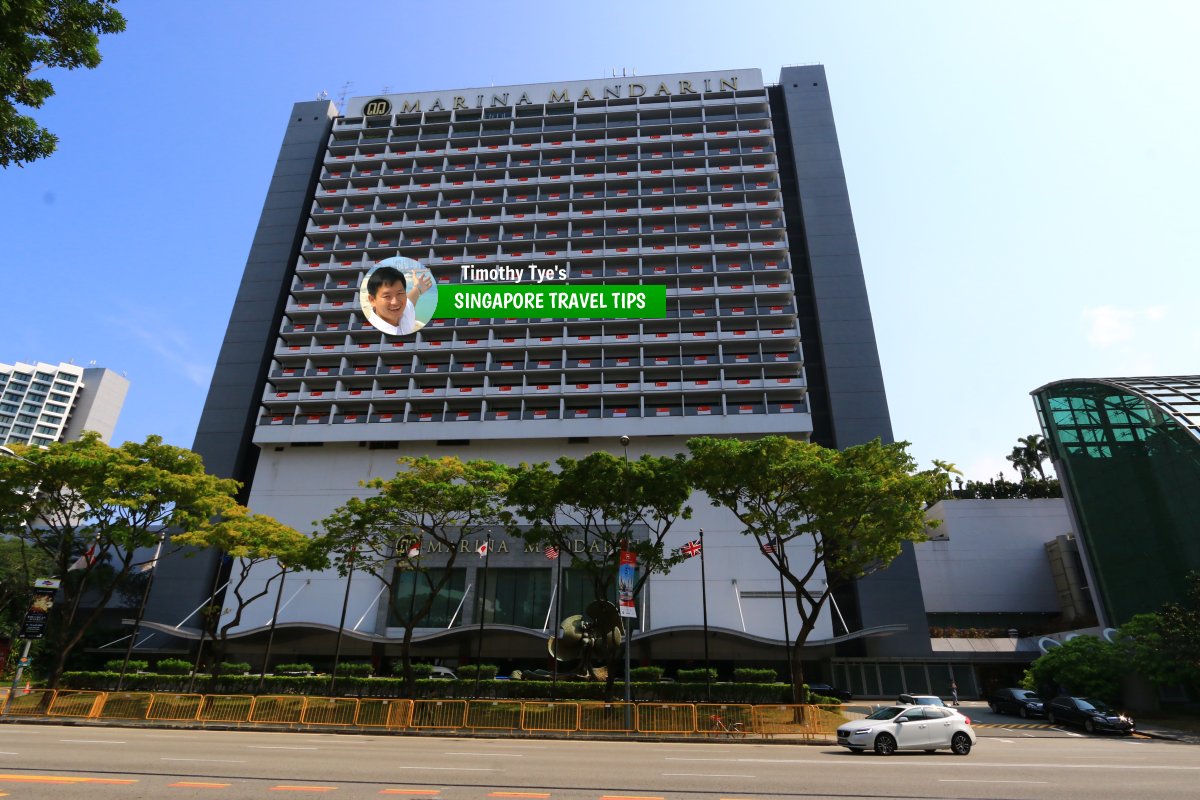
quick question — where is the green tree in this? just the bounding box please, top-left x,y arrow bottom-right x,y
172,508 -> 329,676
1,0 -> 126,167
0,537 -> 56,638
1118,572 -> 1200,689
1021,635 -> 1125,704
318,456 -> 512,694
506,451 -> 693,614
0,434 -> 240,687
687,436 -> 945,700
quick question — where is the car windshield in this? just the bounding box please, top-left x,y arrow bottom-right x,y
865,707 -> 904,721
1019,691 -> 1040,700
1078,698 -> 1110,712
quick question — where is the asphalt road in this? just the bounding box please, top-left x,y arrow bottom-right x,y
0,720 -> 1196,800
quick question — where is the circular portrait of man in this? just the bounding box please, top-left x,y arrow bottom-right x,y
359,257 -> 436,336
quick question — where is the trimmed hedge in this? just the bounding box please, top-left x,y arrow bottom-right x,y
275,663 -> 313,674
733,667 -> 776,683
104,659 -> 148,672
215,662 -> 251,675
335,662 -> 374,677
676,667 -> 718,682
630,666 -> 664,681
455,664 -> 499,680
155,658 -> 192,675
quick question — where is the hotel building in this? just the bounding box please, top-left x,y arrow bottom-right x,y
147,65 -> 935,682
0,361 -> 128,447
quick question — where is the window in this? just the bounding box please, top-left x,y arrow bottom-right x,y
389,568 -> 467,628
485,568 -> 553,628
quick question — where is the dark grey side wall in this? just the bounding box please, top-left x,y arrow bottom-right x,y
776,66 -> 928,656
142,101 -> 337,645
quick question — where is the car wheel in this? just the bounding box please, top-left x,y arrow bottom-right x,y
874,734 -> 897,756
1085,719 -> 1096,734
1019,706 -> 1029,719
951,732 -> 972,755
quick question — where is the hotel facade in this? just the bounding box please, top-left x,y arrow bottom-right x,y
144,66 -> 957,693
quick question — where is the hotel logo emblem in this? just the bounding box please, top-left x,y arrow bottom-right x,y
363,98 -> 391,117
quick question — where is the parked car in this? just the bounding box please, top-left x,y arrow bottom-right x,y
897,693 -> 946,706
988,687 -> 1046,718
1045,696 -> 1135,734
836,705 -> 976,755
807,683 -> 853,702
428,666 -> 457,680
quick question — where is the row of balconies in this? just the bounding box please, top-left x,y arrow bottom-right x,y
290,274 -> 792,298
265,372 -> 804,400
260,396 -> 804,427
313,179 -> 780,216
322,145 -> 776,175
302,234 -> 787,258
297,253 -> 789,276
319,163 -> 776,194
268,349 -> 804,381
305,215 -> 784,241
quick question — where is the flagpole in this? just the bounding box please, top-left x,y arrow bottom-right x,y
117,534 -> 164,690
551,546 -> 562,700
256,565 -> 287,694
473,535 -> 492,698
699,528 -> 711,701
328,549 -> 356,696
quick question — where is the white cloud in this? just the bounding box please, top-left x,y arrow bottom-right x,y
1082,305 -> 1168,347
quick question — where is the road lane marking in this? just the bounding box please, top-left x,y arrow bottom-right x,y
59,739 -> 125,744
249,745 -> 320,750
0,775 -> 138,784
392,767 -> 498,772
162,758 -> 247,763
170,782 -> 233,788
941,780 -> 1049,784
0,753 -> 16,755
664,773 -> 756,778
444,752 -> 525,757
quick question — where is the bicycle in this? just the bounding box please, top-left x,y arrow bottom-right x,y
709,713 -> 747,738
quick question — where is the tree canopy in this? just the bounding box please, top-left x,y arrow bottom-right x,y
506,450 -> 693,607
318,456 -> 512,691
0,433 -> 240,685
1,0 -> 126,167
687,435 -> 945,696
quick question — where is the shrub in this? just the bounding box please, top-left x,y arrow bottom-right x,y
104,659 -> 148,672
676,667 -> 718,682
630,666 -> 664,681
392,662 -> 436,677
733,667 -> 776,683
275,663 -> 314,674
215,662 -> 251,675
155,658 -> 193,675
1022,635 -> 1125,703
456,664 -> 499,680
335,662 -> 374,677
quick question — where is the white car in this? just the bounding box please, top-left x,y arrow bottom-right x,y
836,705 -> 976,755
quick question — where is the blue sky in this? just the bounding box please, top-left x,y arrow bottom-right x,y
3,0 -> 1197,482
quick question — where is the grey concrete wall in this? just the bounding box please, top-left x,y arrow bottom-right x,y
776,66 -> 926,656
63,367 -> 129,444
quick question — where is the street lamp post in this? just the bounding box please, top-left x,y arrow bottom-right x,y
619,435 -> 632,708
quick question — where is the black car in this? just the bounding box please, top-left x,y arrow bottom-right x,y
989,687 -> 1046,718
807,683 -> 853,702
1046,696 -> 1135,734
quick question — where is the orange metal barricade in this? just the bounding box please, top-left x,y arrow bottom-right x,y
520,701 -> 579,733
198,694 -> 254,723
96,692 -> 155,720
578,702 -> 635,733
465,700 -> 521,731
301,697 -> 359,726
1,689 -> 56,717
48,690 -> 105,718
147,693 -> 204,721
696,703 -> 755,736
410,699 -> 467,729
355,698 -> 412,729
250,695 -> 305,724
636,702 -> 696,734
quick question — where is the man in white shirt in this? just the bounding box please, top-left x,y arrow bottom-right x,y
364,265 -> 433,335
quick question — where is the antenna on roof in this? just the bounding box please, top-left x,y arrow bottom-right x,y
336,81 -> 353,113
317,90 -> 329,101
381,85 -> 391,94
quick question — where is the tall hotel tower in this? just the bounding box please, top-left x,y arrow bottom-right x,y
161,66 -> 928,666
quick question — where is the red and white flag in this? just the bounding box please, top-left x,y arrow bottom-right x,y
680,540 -> 702,559
543,545 -> 559,560
406,541 -> 422,559
68,541 -> 98,572
476,541 -> 490,558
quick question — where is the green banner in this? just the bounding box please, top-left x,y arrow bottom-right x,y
434,284 -> 666,319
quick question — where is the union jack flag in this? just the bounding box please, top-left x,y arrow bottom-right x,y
680,540 -> 702,559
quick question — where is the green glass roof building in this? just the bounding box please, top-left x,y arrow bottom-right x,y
1032,376 -> 1200,627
